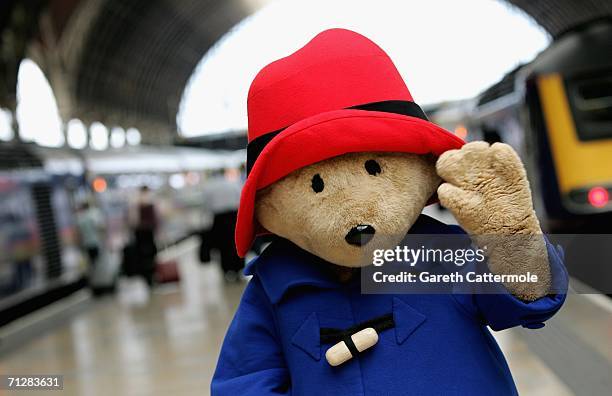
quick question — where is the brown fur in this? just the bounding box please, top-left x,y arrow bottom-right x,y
256,152 -> 439,267
255,143 -> 551,301
436,142 -> 551,301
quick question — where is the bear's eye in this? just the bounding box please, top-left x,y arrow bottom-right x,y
365,159 -> 381,176
311,174 -> 324,193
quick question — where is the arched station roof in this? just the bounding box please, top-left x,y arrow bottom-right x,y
0,0 -> 610,142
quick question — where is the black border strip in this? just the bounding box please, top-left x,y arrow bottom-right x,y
246,100 -> 428,175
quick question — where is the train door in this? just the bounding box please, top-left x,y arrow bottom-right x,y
32,182 -> 63,280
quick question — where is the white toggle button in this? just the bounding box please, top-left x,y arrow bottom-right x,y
325,327 -> 379,366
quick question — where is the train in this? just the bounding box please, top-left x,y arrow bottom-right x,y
0,142 -> 244,325
430,20 -> 612,230
430,20 -> 612,292
474,20 -> 612,232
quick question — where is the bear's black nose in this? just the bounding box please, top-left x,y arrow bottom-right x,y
345,225 -> 376,246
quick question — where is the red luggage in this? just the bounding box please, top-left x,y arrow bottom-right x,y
155,259 -> 180,283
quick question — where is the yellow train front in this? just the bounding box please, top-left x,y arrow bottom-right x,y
523,20 -> 612,232
470,20 -> 612,293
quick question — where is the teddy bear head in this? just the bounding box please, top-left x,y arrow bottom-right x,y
255,152 -> 439,267
233,29 -> 464,261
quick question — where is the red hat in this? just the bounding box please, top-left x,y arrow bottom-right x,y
235,28 -> 465,256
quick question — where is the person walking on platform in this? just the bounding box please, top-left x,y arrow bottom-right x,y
202,169 -> 244,282
129,186 -> 159,287
76,202 -> 104,273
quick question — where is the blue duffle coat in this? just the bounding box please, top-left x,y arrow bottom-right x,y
212,215 -> 568,395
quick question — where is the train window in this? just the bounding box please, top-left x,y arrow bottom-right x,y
566,73 -> 612,141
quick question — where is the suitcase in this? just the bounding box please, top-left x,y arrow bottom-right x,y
155,259 -> 180,283
90,251 -> 120,295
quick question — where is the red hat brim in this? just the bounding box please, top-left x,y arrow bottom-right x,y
235,108 -> 465,257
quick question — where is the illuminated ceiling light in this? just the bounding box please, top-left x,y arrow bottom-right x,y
16,59 -> 64,147
90,122 -> 109,150
0,108 -> 14,141
92,177 -> 107,193
67,119 -> 87,149
110,127 -> 126,148
454,125 -> 468,140
126,128 -> 142,145
169,173 -> 186,189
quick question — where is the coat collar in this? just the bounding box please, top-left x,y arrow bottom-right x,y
244,238 -> 339,304
245,214 -> 453,304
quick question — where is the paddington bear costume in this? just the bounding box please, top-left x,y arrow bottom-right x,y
212,29 -> 568,395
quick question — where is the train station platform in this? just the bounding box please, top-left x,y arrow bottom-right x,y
1,234 -> 611,396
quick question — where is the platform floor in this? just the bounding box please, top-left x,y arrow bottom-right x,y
1,235 -> 610,395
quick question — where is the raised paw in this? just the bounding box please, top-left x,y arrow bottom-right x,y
436,142 -> 539,235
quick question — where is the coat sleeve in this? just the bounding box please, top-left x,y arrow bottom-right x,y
211,276 -> 290,395
453,236 -> 569,331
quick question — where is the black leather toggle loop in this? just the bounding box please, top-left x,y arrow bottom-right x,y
320,313 -> 395,346
343,335 -> 360,358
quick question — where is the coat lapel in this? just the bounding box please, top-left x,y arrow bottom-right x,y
393,297 -> 427,345
291,312 -> 321,361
